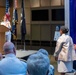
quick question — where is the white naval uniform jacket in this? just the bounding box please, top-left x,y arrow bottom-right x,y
54,34 -> 75,61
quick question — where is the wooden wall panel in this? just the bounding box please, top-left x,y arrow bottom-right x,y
0,0 -> 5,6
25,8 -> 31,23
31,24 -> 40,40
25,0 -> 30,7
26,24 -> 31,40
41,25 -> 50,41
17,0 -> 21,8
51,0 -> 61,6
0,8 -> 5,20
62,0 -> 64,6
17,0 -> 30,8
30,0 -> 40,7
26,24 -> 30,35
41,0 -> 51,6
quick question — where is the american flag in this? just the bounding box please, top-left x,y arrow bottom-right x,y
5,0 -> 10,21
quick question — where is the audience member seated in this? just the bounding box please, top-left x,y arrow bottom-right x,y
38,48 -> 55,75
27,52 -> 50,75
0,42 -> 27,75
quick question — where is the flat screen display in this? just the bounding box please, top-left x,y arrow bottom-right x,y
31,9 -> 49,21
52,8 -> 64,21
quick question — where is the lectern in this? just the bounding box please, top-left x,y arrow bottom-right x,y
0,25 -> 9,54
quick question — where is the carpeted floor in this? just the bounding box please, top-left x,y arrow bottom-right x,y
49,55 -> 59,75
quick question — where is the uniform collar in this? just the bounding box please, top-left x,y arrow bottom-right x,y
5,53 -> 16,58
62,33 -> 67,36
62,34 -> 65,36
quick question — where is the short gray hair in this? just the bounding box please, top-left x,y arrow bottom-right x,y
3,42 -> 15,52
60,26 -> 69,33
27,53 -> 50,75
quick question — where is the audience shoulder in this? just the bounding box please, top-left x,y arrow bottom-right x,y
21,60 -> 27,66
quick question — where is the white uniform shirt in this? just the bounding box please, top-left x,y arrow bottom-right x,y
0,54 -> 27,75
54,34 -> 75,61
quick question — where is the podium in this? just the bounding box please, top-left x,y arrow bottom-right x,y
0,25 -> 9,54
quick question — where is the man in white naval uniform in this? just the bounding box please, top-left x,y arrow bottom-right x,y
1,15 -> 11,42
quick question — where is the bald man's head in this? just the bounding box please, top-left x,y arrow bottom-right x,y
3,42 -> 16,54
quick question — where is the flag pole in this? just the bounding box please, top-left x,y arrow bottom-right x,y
21,0 -> 26,50
15,39 -> 17,49
23,36 -> 25,50
24,38 -> 25,50
21,40 -> 23,50
12,0 -> 18,49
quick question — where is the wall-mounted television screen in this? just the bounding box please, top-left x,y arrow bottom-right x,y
31,9 -> 49,21
52,8 -> 64,21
